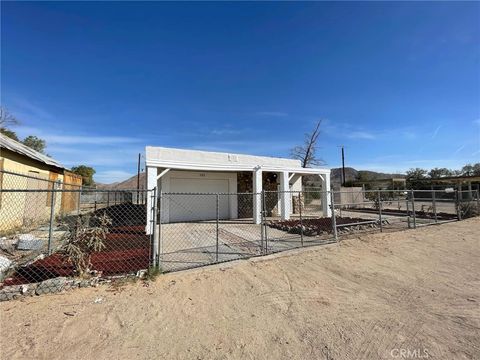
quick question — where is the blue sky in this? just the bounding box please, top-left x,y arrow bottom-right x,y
1,2 -> 479,183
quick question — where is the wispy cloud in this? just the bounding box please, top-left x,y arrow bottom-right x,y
347,131 -> 376,140
350,158 -> 470,174
8,97 -> 54,121
210,129 -> 243,136
401,130 -> 417,140
254,111 -> 289,117
323,120 -> 419,142
95,170 -> 135,184
46,135 -> 140,145
11,126 -> 141,145
453,144 -> 466,155
190,138 -> 297,156
431,125 -> 442,139
9,124 -> 144,181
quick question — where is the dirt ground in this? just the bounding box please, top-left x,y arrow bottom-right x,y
1,218 -> 479,360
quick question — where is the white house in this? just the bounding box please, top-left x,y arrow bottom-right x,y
145,146 -> 331,228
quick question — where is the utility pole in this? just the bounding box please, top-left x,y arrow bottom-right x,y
137,153 -> 141,202
338,145 -> 346,187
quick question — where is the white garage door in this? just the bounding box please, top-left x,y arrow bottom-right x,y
168,178 -> 230,222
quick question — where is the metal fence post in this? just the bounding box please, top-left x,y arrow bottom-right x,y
339,190 -> 342,217
330,190 -> 338,241
158,190 -> 162,265
151,187 -> 159,267
47,181 -> 57,255
411,190 -> 417,229
456,189 -> 462,221
260,193 -> 264,255
406,192 -> 411,229
216,194 -> 219,262
299,191 -> 304,247
77,186 -> 82,215
378,190 -> 383,232
477,189 -> 480,215
262,190 -> 268,254
432,189 -> 438,223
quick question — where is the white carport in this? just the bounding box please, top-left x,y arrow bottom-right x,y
145,147 -> 331,232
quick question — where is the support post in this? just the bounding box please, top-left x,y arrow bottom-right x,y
262,190 -> 268,254
330,190 -> 338,241
299,191 -> 304,247
411,190 -> 417,229
216,194 -> 219,262
378,190 -> 383,232
77,186 -> 81,215
406,193 -> 411,229
146,166 -> 158,234
260,194 -> 264,254
477,189 -> 480,215
137,153 -> 141,204
432,190 -> 437,223
151,187 -> 159,266
158,190 -> 162,261
456,189 -> 462,221
47,181 -> 58,255
279,171 -> 290,220
321,171 -> 332,217
253,167 -> 262,224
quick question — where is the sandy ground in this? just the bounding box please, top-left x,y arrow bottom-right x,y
1,218 -> 479,360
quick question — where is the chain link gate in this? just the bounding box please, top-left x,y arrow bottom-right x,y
3,166 -> 479,301
0,176 -> 154,300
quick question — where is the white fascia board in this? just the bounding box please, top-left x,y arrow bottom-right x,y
145,160 -> 256,171
145,159 -> 330,175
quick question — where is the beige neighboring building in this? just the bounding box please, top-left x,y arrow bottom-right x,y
0,133 -> 82,233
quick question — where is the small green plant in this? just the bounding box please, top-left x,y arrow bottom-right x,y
109,275 -> 138,291
61,213 -> 111,277
365,191 -> 393,210
144,265 -> 162,281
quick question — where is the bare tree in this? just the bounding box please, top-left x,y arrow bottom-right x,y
0,107 -> 19,128
290,120 -> 325,167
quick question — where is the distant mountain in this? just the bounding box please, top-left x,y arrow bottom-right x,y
306,167 -> 405,188
330,167 -> 358,185
97,172 -> 146,190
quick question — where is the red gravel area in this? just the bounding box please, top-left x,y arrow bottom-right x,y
269,217 -> 371,235
346,207 -> 457,220
3,228 -> 150,286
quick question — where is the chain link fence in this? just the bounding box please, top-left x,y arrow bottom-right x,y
1,170 -> 479,300
0,170 -> 154,300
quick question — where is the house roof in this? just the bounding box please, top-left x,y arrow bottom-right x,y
0,133 -> 66,170
145,146 -> 330,175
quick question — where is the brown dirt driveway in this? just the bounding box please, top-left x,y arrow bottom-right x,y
1,217 -> 479,359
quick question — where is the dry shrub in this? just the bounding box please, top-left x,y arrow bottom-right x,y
61,213 -> 112,277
